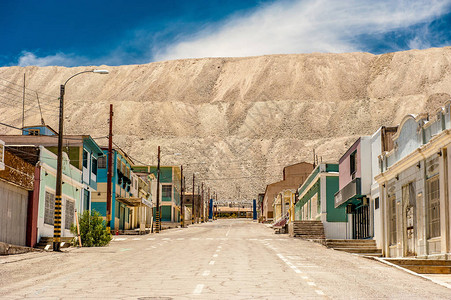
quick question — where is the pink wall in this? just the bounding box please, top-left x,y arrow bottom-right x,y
338,139 -> 361,190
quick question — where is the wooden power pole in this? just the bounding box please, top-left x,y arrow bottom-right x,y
180,165 -> 184,228
106,104 -> 113,232
155,146 -> 161,233
192,173 -> 195,224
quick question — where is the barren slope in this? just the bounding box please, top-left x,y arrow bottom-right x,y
1,47 -> 451,200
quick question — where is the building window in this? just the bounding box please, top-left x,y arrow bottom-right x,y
65,199 -> 75,229
427,176 -> 440,238
162,185 -> 172,198
350,151 -> 357,176
44,191 -> 55,225
83,150 -> 88,168
389,194 -> 397,245
92,157 -> 97,175
98,156 -> 106,169
375,197 -> 379,210
28,129 -> 40,135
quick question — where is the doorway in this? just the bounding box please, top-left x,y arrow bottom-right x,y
352,204 -> 370,239
403,182 -> 416,256
119,205 -> 125,230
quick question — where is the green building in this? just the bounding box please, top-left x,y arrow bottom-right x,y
295,163 -> 349,239
132,165 -> 181,223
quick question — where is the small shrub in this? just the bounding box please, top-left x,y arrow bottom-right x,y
71,210 -> 112,247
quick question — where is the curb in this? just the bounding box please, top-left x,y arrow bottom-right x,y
0,242 -> 42,256
364,255 -> 451,290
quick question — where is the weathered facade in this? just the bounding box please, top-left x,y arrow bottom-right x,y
0,128 -> 104,214
262,162 -> 313,221
376,101 -> 451,258
0,144 -> 35,246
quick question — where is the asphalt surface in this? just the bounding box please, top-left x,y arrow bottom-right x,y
1,219 -> 450,299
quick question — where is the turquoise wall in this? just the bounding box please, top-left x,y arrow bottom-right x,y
325,177 -> 347,222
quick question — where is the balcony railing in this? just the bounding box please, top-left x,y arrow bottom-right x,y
334,178 -> 361,208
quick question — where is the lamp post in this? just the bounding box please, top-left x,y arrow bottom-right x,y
53,69 -> 108,252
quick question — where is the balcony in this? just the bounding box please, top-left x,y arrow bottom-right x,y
334,178 -> 361,208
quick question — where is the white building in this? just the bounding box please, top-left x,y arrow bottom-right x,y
375,101 -> 451,258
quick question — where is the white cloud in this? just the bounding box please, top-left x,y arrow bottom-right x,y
17,51 -> 80,67
154,0 -> 450,61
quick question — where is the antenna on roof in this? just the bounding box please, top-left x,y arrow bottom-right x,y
35,92 -> 45,126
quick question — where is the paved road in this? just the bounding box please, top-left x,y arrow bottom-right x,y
1,219 -> 450,299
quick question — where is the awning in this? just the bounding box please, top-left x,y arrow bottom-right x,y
116,197 -> 152,207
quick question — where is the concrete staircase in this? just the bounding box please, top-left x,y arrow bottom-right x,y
384,259 -> 451,274
326,239 -> 382,257
291,220 -> 325,241
35,237 -> 73,250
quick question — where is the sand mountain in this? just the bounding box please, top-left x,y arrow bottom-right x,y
1,47 -> 451,200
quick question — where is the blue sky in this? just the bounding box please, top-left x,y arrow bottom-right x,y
1,0 -> 451,67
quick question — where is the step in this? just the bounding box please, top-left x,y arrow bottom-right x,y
293,221 -> 322,223
326,239 -> 376,243
36,241 -> 72,250
361,253 -> 384,257
385,259 -> 451,267
38,237 -> 73,243
326,240 -> 376,247
293,226 -> 324,230
295,235 -> 326,239
402,265 -> 451,274
326,241 -> 376,245
334,248 -> 381,254
327,242 -> 377,247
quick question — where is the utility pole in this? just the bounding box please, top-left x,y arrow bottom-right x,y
180,165 -> 184,228
201,182 -> 204,222
155,146 -> 161,233
53,69 -> 108,252
106,104 -> 113,232
313,149 -> 316,169
192,173 -> 195,224
197,185 -> 200,223
207,187 -> 213,220
22,73 -> 25,129
53,84 -> 66,252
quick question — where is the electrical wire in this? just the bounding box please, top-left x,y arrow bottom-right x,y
0,77 -> 59,102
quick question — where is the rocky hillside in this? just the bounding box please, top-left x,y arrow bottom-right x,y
1,47 -> 450,200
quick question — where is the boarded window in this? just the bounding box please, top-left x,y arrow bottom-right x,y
98,156 -> 106,169
162,185 -> 172,198
427,176 -> 440,238
389,194 -> 397,245
44,191 -> 55,225
65,199 -> 75,229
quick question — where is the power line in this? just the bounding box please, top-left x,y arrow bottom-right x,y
0,77 -> 59,102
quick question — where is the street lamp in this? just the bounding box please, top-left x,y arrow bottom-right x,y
53,69 -> 109,251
